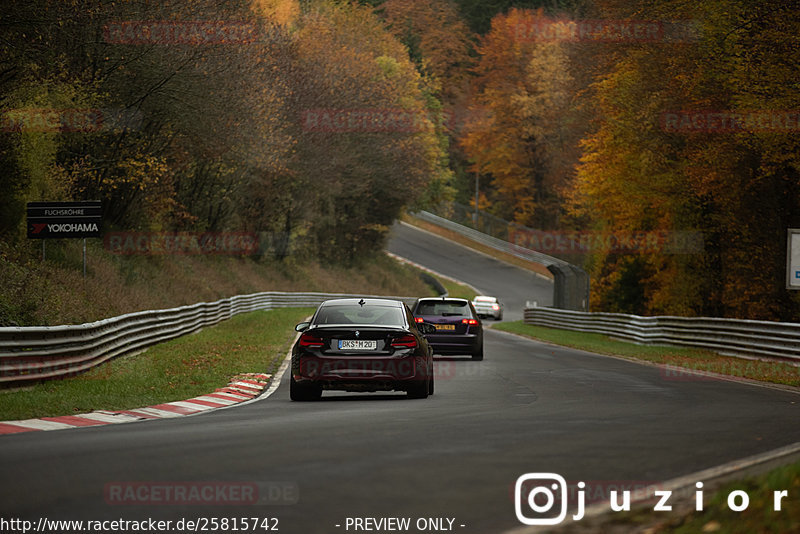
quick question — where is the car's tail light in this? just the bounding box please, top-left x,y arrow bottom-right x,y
492,304 -> 499,310
391,334 -> 418,348
414,317 -> 424,323
462,318 -> 478,325
299,333 -> 324,348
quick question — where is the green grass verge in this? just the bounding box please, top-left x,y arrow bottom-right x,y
671,460 -> 800,533
0,307 -> 314,421
388,255 -> 477,300
494,321 -> 800,387
0,238 -> 433,327
592,460 -> 800,534
440,277 -> 478,301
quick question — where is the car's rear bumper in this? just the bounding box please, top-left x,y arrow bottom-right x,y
473,306 -> 500,318
293,354 -> 428,391
426,333 -> 481,355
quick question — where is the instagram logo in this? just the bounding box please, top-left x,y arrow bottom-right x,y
514,473 -> 584,525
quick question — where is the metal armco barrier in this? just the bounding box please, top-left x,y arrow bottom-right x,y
524,307 -> 800,363
0,292 -> 417,384
411,211 -> 590,311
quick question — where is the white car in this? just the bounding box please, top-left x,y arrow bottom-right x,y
471,296 -> 504,320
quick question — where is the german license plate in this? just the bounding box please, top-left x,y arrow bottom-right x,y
339,340 -> 377,350
435,324 -> 455,331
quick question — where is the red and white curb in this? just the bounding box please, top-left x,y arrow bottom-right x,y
0,373 -> 271,435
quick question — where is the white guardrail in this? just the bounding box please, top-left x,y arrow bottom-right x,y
0,292 -> 417,384
524,307 -> 800,364
413,210 -> 568,270
411,211 -> 591,311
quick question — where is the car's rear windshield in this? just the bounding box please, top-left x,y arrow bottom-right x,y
314,305 -> 405,326
415,300 -> 470,317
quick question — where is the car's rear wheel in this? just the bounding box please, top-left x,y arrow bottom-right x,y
428,373 -> 434,395
290,376 -> 322,401
472,344 -> 484,361
407,378 -> 429,399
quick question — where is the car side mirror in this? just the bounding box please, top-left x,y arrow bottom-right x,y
295,322 -> 310,332
417,323 -> 435,335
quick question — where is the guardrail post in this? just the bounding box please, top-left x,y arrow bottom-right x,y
567,264 -> 590,312
548,265 -> 566,309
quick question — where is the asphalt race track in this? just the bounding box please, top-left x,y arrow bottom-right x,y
387,222 -> 553,321
0,225 -> 798,533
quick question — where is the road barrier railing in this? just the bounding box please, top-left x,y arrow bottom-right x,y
410,210 -> 590,311
523,306 -> 800,363
0,292 -> 416,385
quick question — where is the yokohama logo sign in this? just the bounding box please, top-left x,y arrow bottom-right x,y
27,201 -> 102,239
38,223 -> 100,234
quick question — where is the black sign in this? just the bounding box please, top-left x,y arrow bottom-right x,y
27,201 -> 102,239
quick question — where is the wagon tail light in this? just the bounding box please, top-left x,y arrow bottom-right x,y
414,317 -> 424,323
299,333 -> 324,348
462,319 -> 478,325
391,334 -> 418,348
492,304 -> 500,310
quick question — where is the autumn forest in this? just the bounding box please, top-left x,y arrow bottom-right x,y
2,0 -> 800,320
